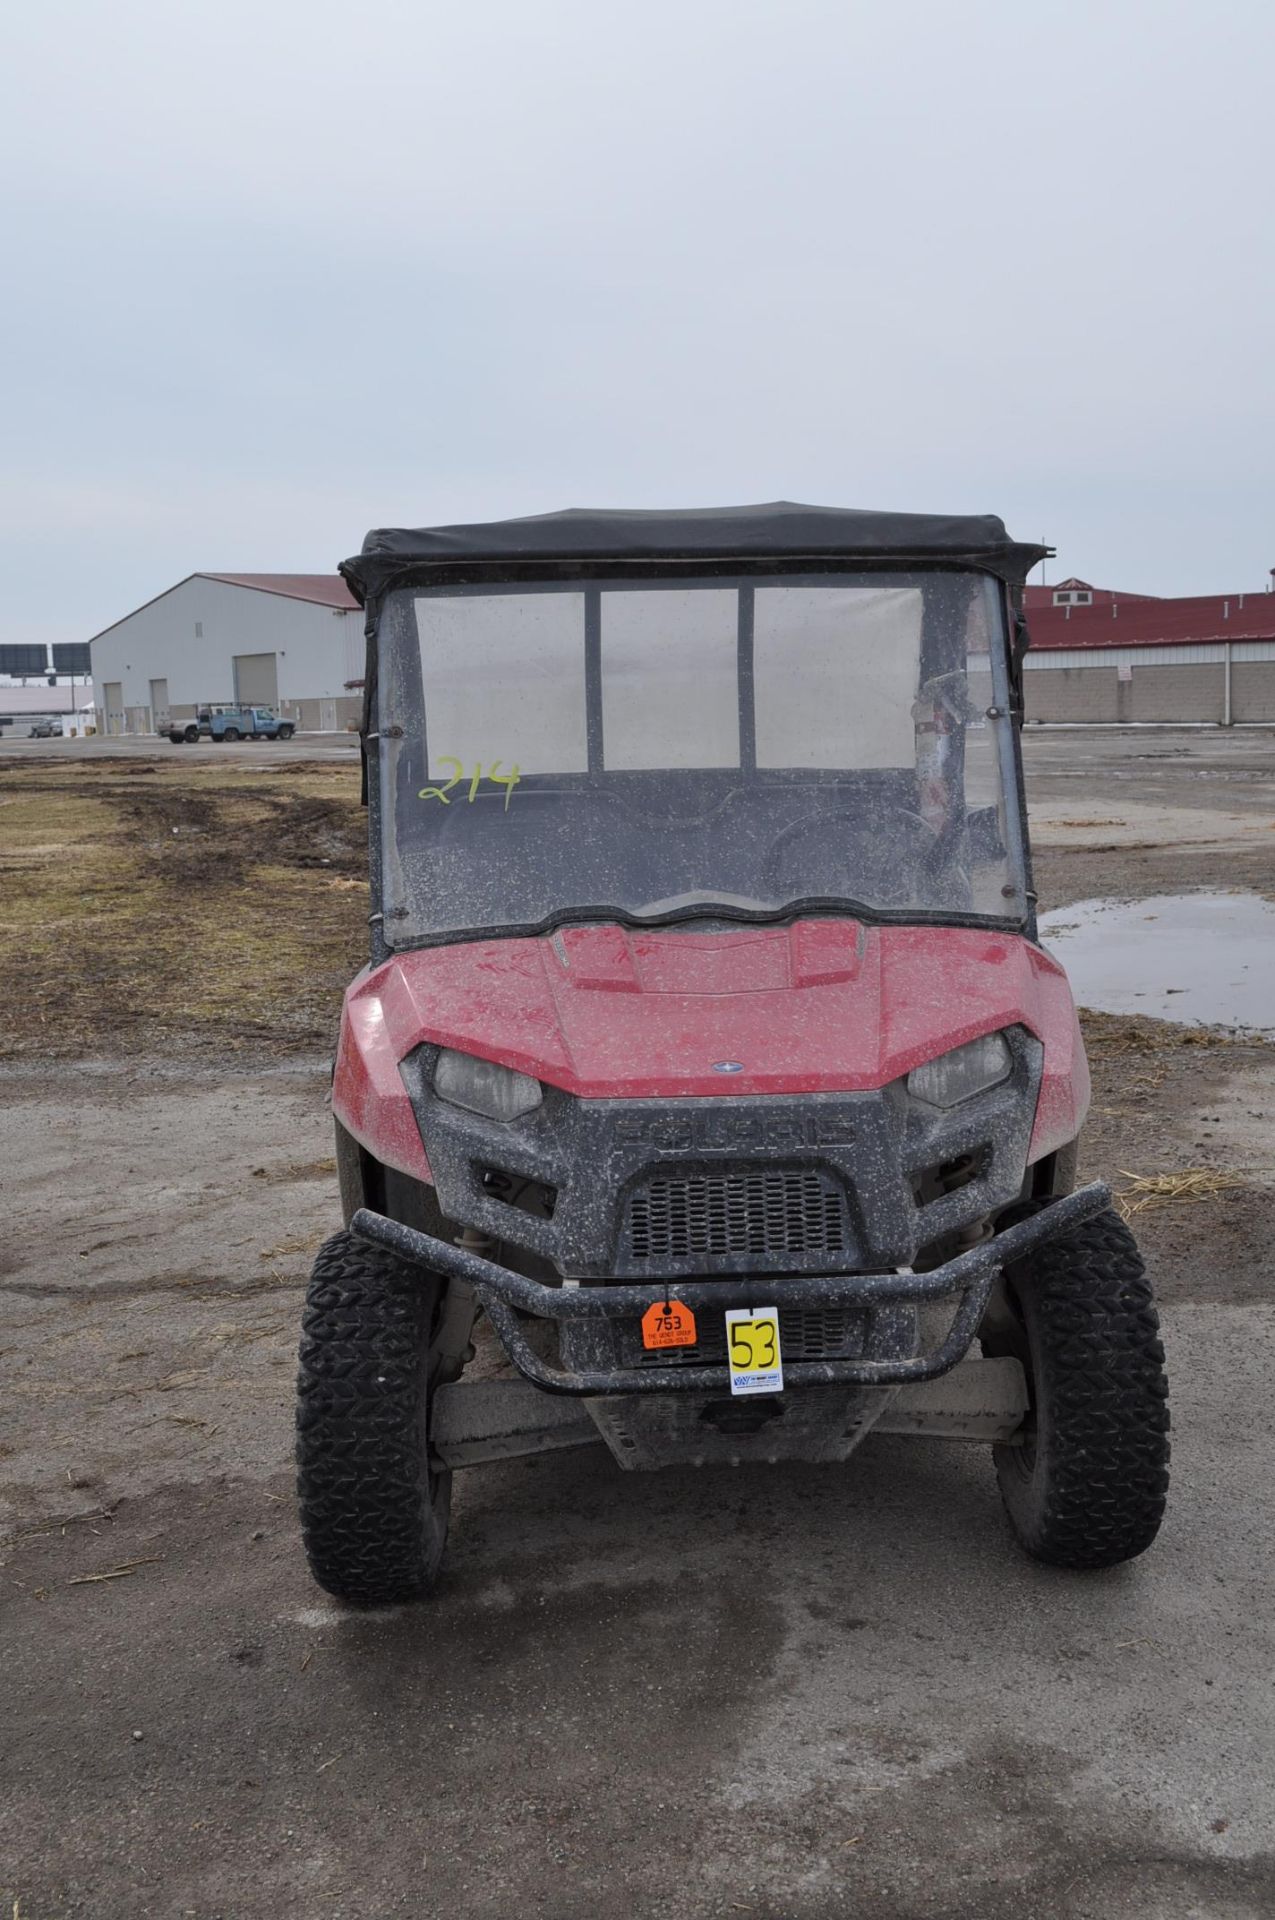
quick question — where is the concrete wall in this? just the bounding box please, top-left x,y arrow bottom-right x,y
1232,661 -> 1275,722
289,695 -> 362,732
1024,643 -> 1275,725
1024,664 -> 1118,723
91,578 -> 364,732
1129,663 -> 1225,724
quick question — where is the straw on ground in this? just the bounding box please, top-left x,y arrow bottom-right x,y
1116,1168 -> 1248,1219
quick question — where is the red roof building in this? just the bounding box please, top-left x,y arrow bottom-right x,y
201,573 -> 359,611
1020,576 -> 1275,724
1025,577 -> 1275,652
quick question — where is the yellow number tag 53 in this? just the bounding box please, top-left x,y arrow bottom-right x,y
724,1307 -> 783,1397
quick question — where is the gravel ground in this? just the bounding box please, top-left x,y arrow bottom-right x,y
3,727 -> 1274,1918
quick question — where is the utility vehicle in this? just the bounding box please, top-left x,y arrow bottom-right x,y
168,705 -> 294,743
297,503 -> 1169,1602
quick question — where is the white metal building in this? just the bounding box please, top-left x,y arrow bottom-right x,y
88,573 -> 365,735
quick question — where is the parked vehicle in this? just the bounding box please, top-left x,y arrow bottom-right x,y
168,705 -> 295,743
297,502 -> 1170,1603
29,718 -> 62,738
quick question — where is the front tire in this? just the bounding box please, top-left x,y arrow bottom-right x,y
297,1230 -> 450,1602
989,1209 -> 1169,1570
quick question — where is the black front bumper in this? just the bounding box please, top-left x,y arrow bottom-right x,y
351,1182 -> 1110,1396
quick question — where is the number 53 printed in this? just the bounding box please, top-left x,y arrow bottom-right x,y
419,759 -> 521,811
724,1307 -> 783,1396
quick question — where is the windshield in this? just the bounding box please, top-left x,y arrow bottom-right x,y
377,570 -> 1028,942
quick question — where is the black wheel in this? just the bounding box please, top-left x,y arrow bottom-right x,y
222,726 -> 241,742
168,732 -> 184,744
278,725 -> 294,739
297,1230 -> 450,1602
986,1209 -> 1169,1569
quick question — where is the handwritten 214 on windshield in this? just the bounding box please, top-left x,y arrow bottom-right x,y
420,759 -> 521,809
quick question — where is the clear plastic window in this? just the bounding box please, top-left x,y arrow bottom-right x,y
380,572 -> 1027,940
416,591 -> 588,777
753,586 -> 923,769
601,589 -> 739,769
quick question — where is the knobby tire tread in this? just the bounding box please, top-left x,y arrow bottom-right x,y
296,1230 -> 448,1602
994,1209 -> 1169,1570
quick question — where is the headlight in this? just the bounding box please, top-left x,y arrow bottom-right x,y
907,1032 -> 1011,1108
433,1048 -> 543,1121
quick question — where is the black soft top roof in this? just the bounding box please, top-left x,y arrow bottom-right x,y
340,501 -> 1050,602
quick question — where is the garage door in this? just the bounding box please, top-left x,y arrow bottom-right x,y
233,653 -> 279,707
103,681 -> 124,735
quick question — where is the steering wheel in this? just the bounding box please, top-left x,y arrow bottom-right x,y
761,807 -> 945,895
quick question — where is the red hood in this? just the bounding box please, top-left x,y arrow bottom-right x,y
333,920 -> 1088,1180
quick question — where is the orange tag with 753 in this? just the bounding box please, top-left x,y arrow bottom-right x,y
641,1299 -> 698,1350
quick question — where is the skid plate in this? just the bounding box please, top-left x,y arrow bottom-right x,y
431,1357 -> 1027,1471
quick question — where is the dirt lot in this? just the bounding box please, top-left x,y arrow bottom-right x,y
0,756 -> 367,1058
3,731 -> 1274,1918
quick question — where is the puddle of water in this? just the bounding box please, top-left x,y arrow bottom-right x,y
1038,890 -> 1275,1034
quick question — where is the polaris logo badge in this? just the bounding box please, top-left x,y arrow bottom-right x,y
712,1061 -> 745,1074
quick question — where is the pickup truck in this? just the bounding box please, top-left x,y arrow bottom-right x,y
168,706 -> 296,743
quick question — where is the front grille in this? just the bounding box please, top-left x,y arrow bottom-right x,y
630,1305 -> 866,1367
625,1167 -> 849,1262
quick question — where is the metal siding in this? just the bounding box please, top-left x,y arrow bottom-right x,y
341,613 -> 365,687
1026,640 -> 1275,670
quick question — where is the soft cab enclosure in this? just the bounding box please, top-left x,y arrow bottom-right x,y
294,504 -> 1169,1603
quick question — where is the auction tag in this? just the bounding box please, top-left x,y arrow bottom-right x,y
725,1307 -> 783,1396
641,1299 -> 698,1350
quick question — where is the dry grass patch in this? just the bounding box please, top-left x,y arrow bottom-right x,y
0,759 -> 366,1059
1116,1168 -> 1250,1219
1078,1009 -> 1249,1059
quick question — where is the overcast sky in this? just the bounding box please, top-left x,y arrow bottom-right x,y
2,0 -> 1272,647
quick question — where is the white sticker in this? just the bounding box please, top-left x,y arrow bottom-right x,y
725,1307 -> 784,1397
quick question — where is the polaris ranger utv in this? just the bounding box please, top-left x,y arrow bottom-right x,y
297,503 -> 1169,1602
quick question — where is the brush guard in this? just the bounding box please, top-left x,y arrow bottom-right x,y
351,1182 -> 1110,1397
